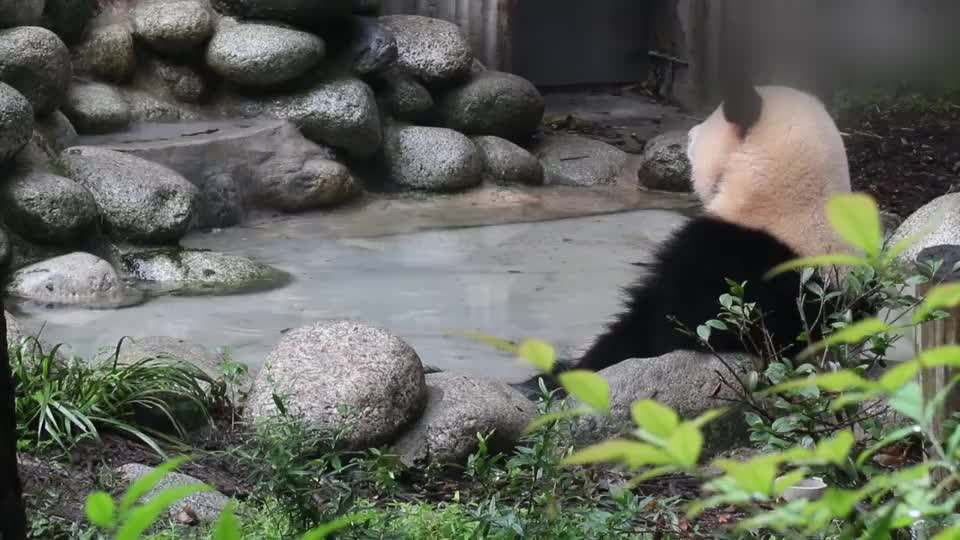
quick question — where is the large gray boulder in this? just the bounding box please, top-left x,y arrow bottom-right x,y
638,131 -> 692,192
116,464 -> 229,523
0,26 -> 71,115
117,247 -> 289,295
383,124 -> 482,192
35,110 -> 77,152
121,88 -> 200,123
1,171 -> 98,244
246,319 -> 428,450
378,15 -> 472,84
145,58 -> 207,103
531,134 -> 631,187
59,146 -> 200,243
90,119 -> 357,227
62,82 -> 131,134
572,351 -> 755,457
378,68 -> 432,122
210,0 -> 354,27
8,252 -> 143,308
392,373 -> 536,468
0,0 -> 43,27
472,136 -> 544,186
133,0 -> 214,54
259,158 -> 359,212
263,77 -> 382,158
437,71 -> 544,141
205,23 -> 325,89
0,82 -> 33,163
75,24 -> 136,84
888,193 -> 960,263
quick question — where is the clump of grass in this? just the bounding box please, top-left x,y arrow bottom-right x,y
12,336 -> 214,455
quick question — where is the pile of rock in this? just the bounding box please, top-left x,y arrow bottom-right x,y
244,319 -> 537,467
0,0 -> 565,306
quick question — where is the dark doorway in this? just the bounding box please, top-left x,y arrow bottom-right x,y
510,0 -> 651,87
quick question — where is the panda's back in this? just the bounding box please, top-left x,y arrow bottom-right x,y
574,215 -> 815,372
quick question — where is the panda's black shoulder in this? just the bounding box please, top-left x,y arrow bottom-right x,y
651,215 -> 802,276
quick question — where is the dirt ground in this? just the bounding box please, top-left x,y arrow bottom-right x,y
843,104 -> 960,218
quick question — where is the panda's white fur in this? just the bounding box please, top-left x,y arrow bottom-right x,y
686,85 -> 852,261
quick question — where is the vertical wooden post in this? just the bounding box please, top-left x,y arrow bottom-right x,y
915,245 -> 960,481
0,288 -> 25,539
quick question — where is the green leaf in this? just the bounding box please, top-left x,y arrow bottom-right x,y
915,282 -> 960,323
947,422 -> 960,458
561,439 -> 673,468
119,457 -> 190,515
630,400 -> 679,439
557,370 -> 610,413
916,345 -> 960,369
878,361 -> 922,391
213,500 -> 241,540
714,456 -> 779,495
449,330 -> 518,354
773,469 -> 809,495
687,408 -> 728,430
815,430 -> 855,464
932,525 -> 960,540
765,254 -> 867,279
524,407 -> 594,434
116,484 -> 214,540
84,492 -> 115,529
301,511 -> 376,540
856,425 -> 922,466
764,370 -> 880,395
888,382 -> 924,425
826,193 -> 882,257
516,338 -> 555,372
800,318 -> 891,357
668,423 -> 703,469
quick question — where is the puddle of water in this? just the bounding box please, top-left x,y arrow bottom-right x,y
12,209 -> 689,383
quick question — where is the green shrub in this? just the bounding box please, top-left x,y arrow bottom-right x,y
508,192 -> 960,538
12,338 -> 214,455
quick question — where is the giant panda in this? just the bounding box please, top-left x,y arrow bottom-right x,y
515,79 -> 858,394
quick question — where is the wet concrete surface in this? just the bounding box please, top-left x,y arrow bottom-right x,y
12,204 -> 692,383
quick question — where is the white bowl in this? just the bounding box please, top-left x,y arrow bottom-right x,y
779,476 -> 827,502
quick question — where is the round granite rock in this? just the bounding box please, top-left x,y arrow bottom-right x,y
0,82 -> 33,163
76,24 -> 136,83
437,71 -> 544,141
206,23 -> 325,88
62,82 -> 131,134
378,15 -> 472,84
133,0 -> 214,54
0,26 -> 72,115
1,171 -> 98,244
383,124 -> 482,191
246,319 -> 428,450
59,146 -> 199,243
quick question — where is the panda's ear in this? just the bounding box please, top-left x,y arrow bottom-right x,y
719,33 -> 763,135
722,78 -> 762,135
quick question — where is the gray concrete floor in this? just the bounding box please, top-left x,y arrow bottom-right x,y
15,206 -> 691,382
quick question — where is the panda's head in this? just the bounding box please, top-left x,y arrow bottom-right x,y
685,84 -> 852,258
